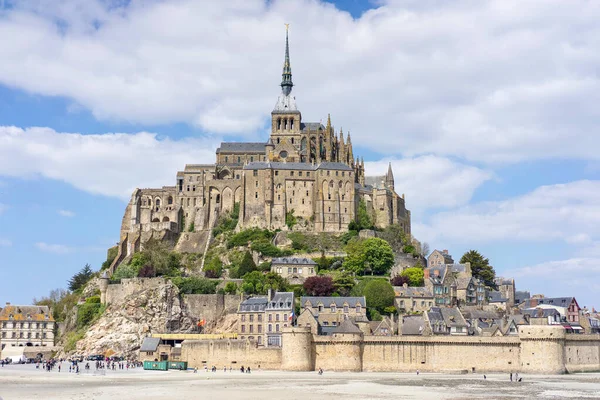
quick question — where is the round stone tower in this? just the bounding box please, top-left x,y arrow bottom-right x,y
282,326 -> 313,371
99,272 -> 109,305
519,325 -> 566,374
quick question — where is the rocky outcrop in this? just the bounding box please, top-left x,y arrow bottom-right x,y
72,280 -> 196,358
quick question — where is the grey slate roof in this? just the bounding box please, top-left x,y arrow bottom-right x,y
272,257 -> 317,265
239,296 -> 268,312
140,337 -> 160,352
364,176 -> 387,189
266,292 -> 294,311
515,291 -> 531,304
316,162 -> 353,171
523,308 -> 561,318
300,122 -> 325,131
216,142 -> 266,154
427,307 -> 445,324
394,286 -> 433,298
521,297 -> 575,308
488,291 -> 508,303
440,307 -> 468,327
332,319 -> 362,334
301,296 -> 366,308
402,315 -> 427,335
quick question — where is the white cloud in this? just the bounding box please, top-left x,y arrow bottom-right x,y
58,209 -> 76,218
0,126 -> 219,200
416,180 -> 600,245
506,258 -> 600,309
35,242 -> 73,254
0,238 -> 12,247
0,1 -> 599,162
365,156 -> 492,214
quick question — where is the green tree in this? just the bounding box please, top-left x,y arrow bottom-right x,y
343,238 -> 395,275
363,280 -> 395,313
263,272 -> 288,292
68,264 -> 95,292
355,199 -> 373,230
331,271 -> 355,296
241,271 -> 265,294
400,267 -> 424,286
460,250 -> 497,288
224,282 -> 238,294
172,277 -> 218,294
236,251 -> 257,278
204,256 -> 223,278
285,209 -> 298,230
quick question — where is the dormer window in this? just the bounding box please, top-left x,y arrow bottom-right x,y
331,305 -> 336,313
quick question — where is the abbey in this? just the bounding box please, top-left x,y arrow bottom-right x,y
112,29 -> 410,267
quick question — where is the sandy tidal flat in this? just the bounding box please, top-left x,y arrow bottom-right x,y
1,363 -> 600,400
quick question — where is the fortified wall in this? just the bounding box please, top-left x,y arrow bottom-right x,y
181,326 -> 600,374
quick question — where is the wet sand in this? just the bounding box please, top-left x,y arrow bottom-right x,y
1,363 -> 599,399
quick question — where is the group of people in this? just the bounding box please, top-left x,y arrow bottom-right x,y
194,365 -> 255,373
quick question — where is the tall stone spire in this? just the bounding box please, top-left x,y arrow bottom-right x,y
281,24 -> 293,96
386,162 -> 395,190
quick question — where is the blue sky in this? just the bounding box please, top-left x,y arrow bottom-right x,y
0,0 -> 599,309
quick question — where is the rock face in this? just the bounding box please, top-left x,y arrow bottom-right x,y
74,280 -> 196,359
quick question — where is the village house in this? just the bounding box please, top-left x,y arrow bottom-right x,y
424,263 -> 481,307
297,296 -> 366,335
519,296 -> 583,333
427,249 -> 454,268
425,307 -> 468,335
237,290 -> 294,346
270,257 -> 317,284
394,284 -> 434,313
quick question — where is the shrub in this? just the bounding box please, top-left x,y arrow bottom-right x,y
204,256 -> 223,278
188,222 -> 195,232
224,282 -> 238,294
101,246 -> 119,271
111,263 -> 138,281
250,239 -> 288,257
401,267 -> 425,287
257,261 -> 272,272
213,203 -> 240,237
64,331 -> 85,353
138,265 -> 156,278
303,276 -> 335,296
363,280 -> 395,313
85,295 -> 101,304
285,209 -> 298,230
171,277 -> 218,294
343,237 -> 395,275
76,302 -> 105,329
390,275 -> 409,286
227,228 -> 274,249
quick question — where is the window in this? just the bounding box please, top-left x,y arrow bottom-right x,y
307,172 -> 310,177
251,156 -> 254,162
344,306 -> 349,313
187,185 -> 190,192
268,324 -> 272,332
258,325 -> 262,333
238,156 -> 241,162
336,171 -> 339,176
318,305 -> 324,312
356,305 -> 361,313
276,314 -> 280,321
258,314 -> 262,322
299,171 -> 302,176
250,315 -> 254,322
241,325 -> 246,333
276,324 -> 280,332
342,172 -> 345,176
268,314 -> 273,322
225,156 -> 228,162
255,181 -> 259,187
249,325 -> 254,333
331,305 -> 336,313
288,268 -> 292,273
255,192 -> 258,199
327,171 -> 330,176
275,171 -> 279,176
290,171 -> 294,176
253,170 -> 258,176
241,315 -> 246,322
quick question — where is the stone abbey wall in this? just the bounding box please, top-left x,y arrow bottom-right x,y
180,326 -> 600,374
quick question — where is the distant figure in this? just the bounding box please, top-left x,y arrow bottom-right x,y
318,368 -> 323,375
241,366 -> 245,373
224,366 -> 226,372
518,378 -> 522,382
229,366 -> 232,372
416,370 -> 419,375
515,372 -> 519,381
510,372 -> 513,382
484,375 -> 487,380
247,366 -> 251,373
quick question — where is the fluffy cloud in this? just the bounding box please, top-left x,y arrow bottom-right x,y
35,242 -> 73,254
416,180 -> 600,245
58,209 -> 76,217
0,0 -> 599,162
365,156 -> 492,213
506,258 -> 600,308
0,126 -> 219,200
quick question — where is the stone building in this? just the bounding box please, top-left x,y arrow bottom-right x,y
495,277 -> 516,308
270,257 -> 317,284
425,307 -> 468,335
298,296 -> 367,335
0,303 -> 55,349
427,249 -> 454,268
108,28 -> 411,273
237,291 -> 293,347
394,284 -> 434,313
424,263 -> 484,307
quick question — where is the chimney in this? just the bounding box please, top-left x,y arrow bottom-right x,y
5,302 -> 9,306
268,288 -> 274,301
442,249 -> 448,255
530,298 -> 538,307
403,283 -> 408,289
424,269 -> 430,279
434,269 -> 439,277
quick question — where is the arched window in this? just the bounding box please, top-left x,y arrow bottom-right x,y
216,194 -> 221,204
277,118 -> 281,130
290,118 -> 294,130
168,196 -> 173,205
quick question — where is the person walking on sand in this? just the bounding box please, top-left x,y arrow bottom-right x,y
510,372 -> 513,382
416,369 -> 419,375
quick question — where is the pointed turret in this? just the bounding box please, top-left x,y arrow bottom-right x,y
281,24 -> 293,96
347,132 -> 354,166
386,162 -> 395,190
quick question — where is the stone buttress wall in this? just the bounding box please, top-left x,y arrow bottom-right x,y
182,339 -> 282,370
105,277 -> 167,306
519,325 -> 566,374
182,294 -> 241,326
564,334 -> 600,373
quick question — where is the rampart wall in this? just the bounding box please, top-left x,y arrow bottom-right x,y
180,326 -> 600,374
